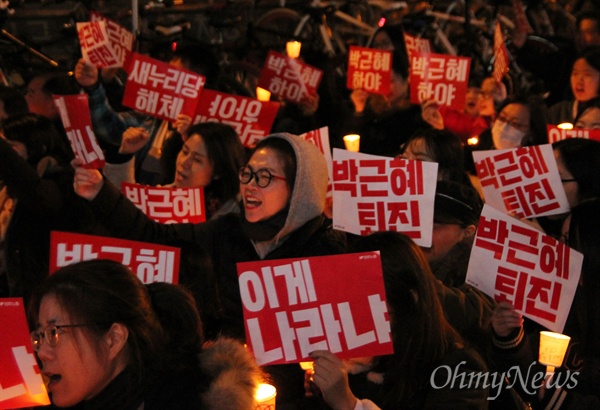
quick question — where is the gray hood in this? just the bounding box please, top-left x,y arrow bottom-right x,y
253,132 -> 328,257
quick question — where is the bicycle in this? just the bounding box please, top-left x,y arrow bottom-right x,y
252,0 -> 377,59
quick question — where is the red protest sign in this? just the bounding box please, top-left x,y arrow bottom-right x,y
89,11 -> 134,68
332,149 -> 437,247
123,53 -> 206,122
50,231 -> 180,284
0,298 -> 51,409
121,182 -> 206,224
77,21 -> 121,68
346,46 -> 392,95
547,124 -> 600,143
237,252 -> 392,366
257,50 -> 323,104
473,145 -> 569,219
466,205 -> 583,333
409,52 -> 471,110
404,33 -> 432,62
53,94 -> 105,169
493,22 -> 509,83
193,89 -> 280,148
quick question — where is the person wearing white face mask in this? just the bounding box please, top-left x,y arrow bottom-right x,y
473,96 -> 549,152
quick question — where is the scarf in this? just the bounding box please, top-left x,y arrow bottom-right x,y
240,206 -> 289,242
75,367 -> 144,410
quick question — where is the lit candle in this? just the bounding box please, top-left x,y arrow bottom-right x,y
467,136 -> 479,146
557,122 -> 573,130
299,361 -> 314,371
256,87 -> 272,102
343,134 -> 360,152
539,331 -> 571,379
286,41 -> 302,59
255,383 -> 277,409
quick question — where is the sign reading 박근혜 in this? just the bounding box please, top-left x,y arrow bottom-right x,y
237,252 -> 392,366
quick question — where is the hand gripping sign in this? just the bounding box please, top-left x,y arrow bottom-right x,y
332,149 -> 437,247
473,144 -> 570,219
237,252 -> 392,366
466,205 -> 583,333
193,89 -> 280,148
122,182 -> 206,224
53,94 -> 106,169
0,298 -> 50,409
346,45 -> 392,95
409,52 -> 471,111
50,231 -> 180,284
123,52 -> 206,122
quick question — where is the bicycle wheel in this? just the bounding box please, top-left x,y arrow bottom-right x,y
252,8 -> 301,55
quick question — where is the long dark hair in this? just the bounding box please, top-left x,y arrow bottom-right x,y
350,232 -> 462,408
28,260 -> 165,379
186,122 -> 246,203
402,128 -> 473,187
567,198 -> 600,357
2,113 -> 65,166
497,95 -> 549,147
553,138 -> 600,204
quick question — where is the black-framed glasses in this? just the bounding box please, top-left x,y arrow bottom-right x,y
238,166 -> 286,188
31,324 -> 89,351
561,178 -> 577,183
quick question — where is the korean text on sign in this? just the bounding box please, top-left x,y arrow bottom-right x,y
547,124 -> 600,143
473,144 -> 569,218
346,46 -> 392,95
257,50 -> 323,104
122,182 -> 206,224
90,11 -> 134,68
403,33 -> 432,62
122,52 -> 206,122
0,298 -> 50,409
53,94 -> 105,169
193,89 -> 280,148
493,22 -> 509,83
237,252 -> 392,366
300,127 -> 333,196
466,205 -> 583,333
77,21 -> 121,68
409,52 -> 471,110
50,231 -> 180,284
332,149 -> 437,247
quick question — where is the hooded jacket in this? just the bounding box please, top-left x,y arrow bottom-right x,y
89,132 -> 346,339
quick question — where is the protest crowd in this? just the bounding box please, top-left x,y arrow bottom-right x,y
2,0 -> 600,409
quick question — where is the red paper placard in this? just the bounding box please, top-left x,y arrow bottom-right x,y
237,252 -> 392,366
50,231 -> 180,284
122,182 -> 206,224
257,50 -> 323,104
193,89 -> 280,148
0,298 -> 51,409
123,53 -> 206,122
409,52 -> 471,110
346,46 -> 392,95
53,94 -> 105,169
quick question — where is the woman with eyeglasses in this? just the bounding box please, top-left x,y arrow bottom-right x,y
28,259 -> 262,409
73,133 -> 345,407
